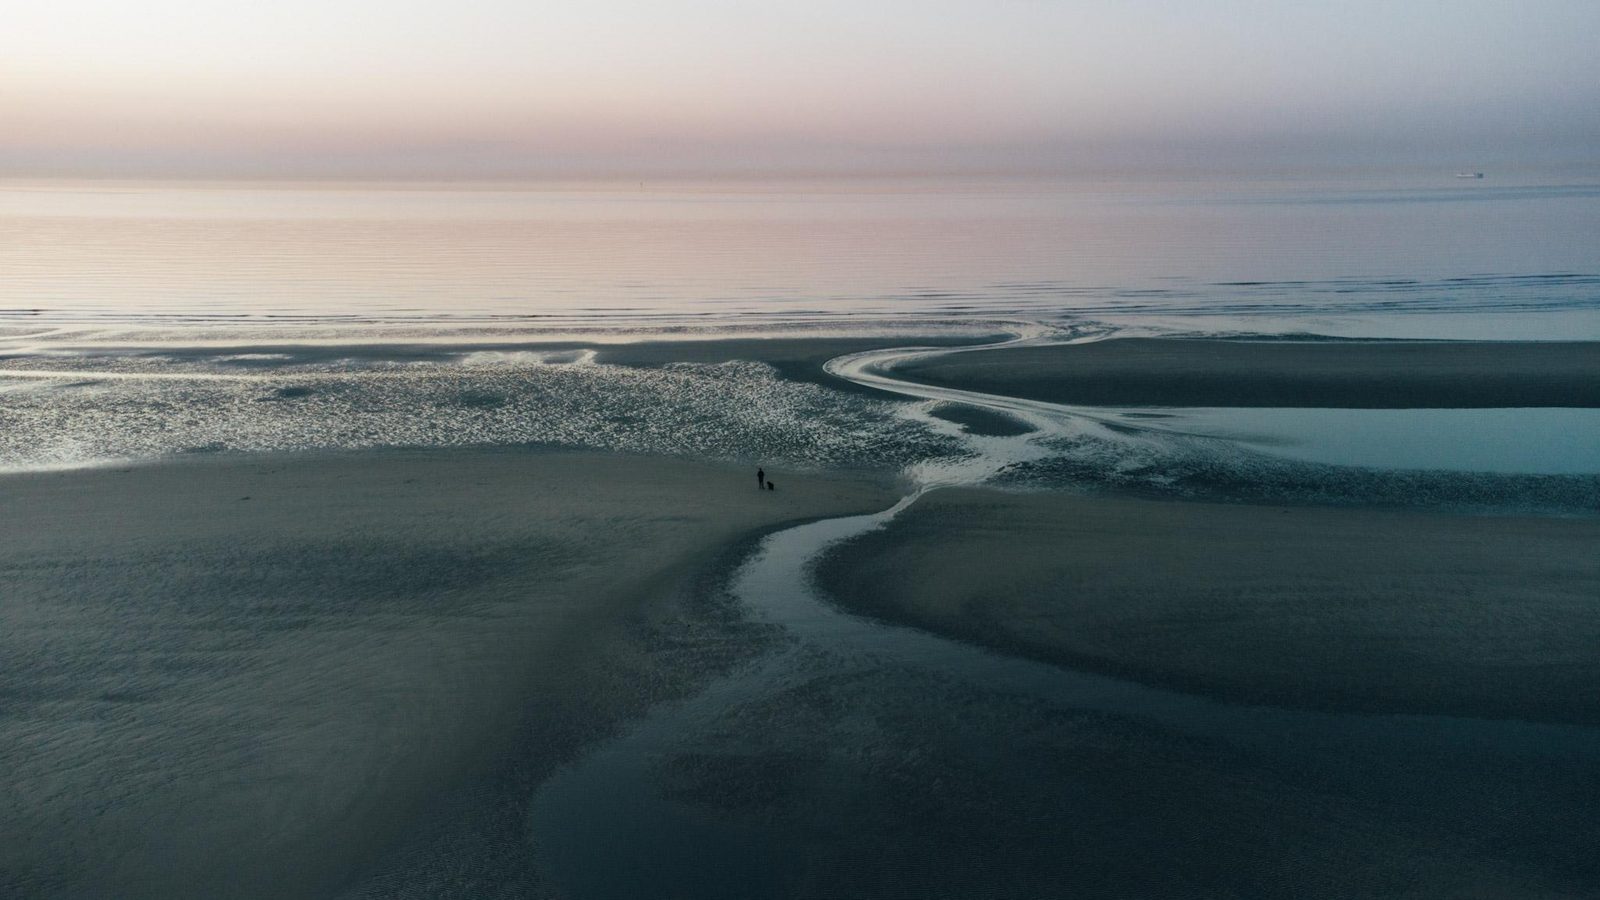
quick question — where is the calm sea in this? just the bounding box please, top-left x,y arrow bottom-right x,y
3,173 -> 1597,481
3,173 -> 1598,338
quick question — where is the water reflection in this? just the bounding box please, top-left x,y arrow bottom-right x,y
1167,406 -> 1600,475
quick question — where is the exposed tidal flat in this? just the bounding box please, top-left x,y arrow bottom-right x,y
0,448 -> 895,898
817,488 -> 1600,725
3,327 -> 1600,897
891,337 -> 1600,408
0,331 -> 997,473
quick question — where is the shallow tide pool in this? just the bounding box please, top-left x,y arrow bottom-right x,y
1161,406 -> 1600,475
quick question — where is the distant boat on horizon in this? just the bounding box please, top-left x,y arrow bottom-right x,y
1455,172 -> 1485,179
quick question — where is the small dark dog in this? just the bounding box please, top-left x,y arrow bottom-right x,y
766,480 -> 775,491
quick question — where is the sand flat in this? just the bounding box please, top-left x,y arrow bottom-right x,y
891,338 -> 1600,407
817,487 -> 1600,724
0,448 -> 893,899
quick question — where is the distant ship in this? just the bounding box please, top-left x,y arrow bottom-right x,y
1455,172 -> 1485,179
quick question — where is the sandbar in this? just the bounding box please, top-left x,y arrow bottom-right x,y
890,338 -> 1600,407
817,487 -> 1600,724
0,448 -> 893,899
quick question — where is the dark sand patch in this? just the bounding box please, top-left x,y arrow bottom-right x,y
817,488 -> 1600,725
646,658 -> 1600,898
0,449 -> 892,899
891,338 -> 1600,407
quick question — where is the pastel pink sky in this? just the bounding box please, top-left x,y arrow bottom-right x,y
5,0 -> 1598,177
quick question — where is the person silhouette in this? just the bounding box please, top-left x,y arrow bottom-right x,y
757,467 -> 765,490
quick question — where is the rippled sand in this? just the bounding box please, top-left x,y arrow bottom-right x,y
0,449 -> 893,898
0,334 -> 997,474
818,487 -> 1600,724
7,327 -> 1600,898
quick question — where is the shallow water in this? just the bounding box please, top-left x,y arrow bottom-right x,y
5,173 -> 1597,484
3,327 -> 1595,507
1163,406 -> 1600,475
0,350 -> 958,474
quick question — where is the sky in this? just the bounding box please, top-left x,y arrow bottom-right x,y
4,0 -> 1598,177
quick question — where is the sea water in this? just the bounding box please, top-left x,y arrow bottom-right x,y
2,172 -> 1598,484
3,173 -> 1598,331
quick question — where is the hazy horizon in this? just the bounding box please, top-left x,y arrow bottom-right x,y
6,0 -> 1599,179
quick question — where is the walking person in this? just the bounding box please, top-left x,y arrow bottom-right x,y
757,466 -> 765,490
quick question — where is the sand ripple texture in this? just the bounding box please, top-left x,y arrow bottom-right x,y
5,336 -> 1597,516
1000,428 -> 1600,516
0,353 -> 955,473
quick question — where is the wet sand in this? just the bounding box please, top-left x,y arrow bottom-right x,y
527,484 -> 1600,898
9,328 -> 1600,898
641,654 -> 1600,898
817,487 -> 1600,725
0,448 -> 893,899
30,332 -> 1004,394
890,338 -> 1600,407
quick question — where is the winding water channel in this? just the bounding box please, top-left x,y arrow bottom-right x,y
526,331 -> 1600,897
